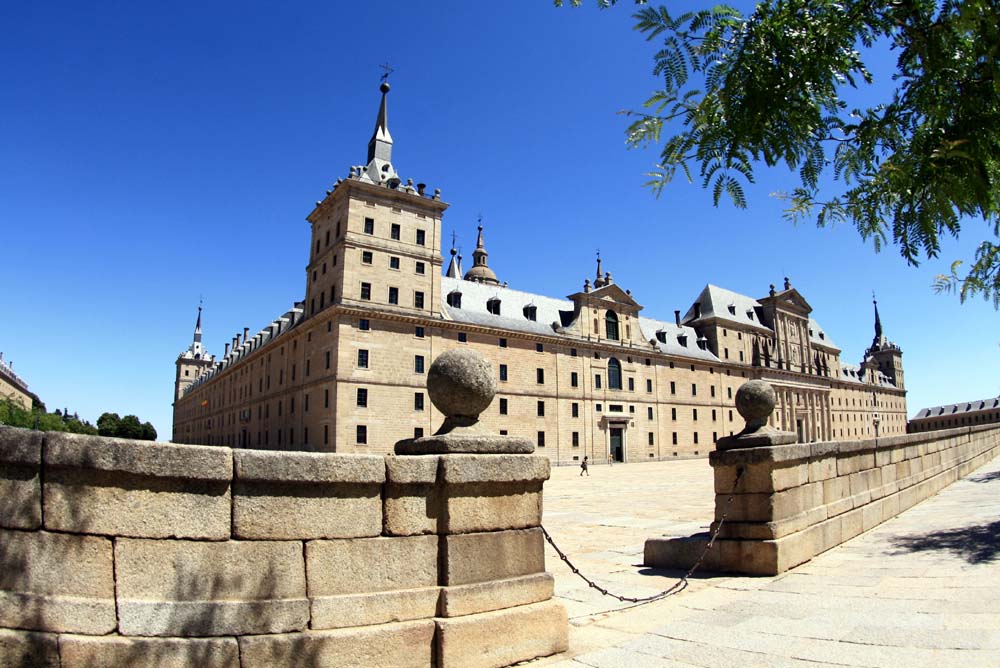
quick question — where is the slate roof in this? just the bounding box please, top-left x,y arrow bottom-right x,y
913,396 -> 1000,419
638,317 -> 720,362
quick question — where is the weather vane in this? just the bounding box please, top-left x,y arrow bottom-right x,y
379,63 -> 394,82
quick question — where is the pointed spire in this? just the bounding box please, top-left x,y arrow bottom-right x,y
194,303 -> 203,343
594,250 -> 605,288
873,292 -> 883,339
445,231 -> 462,278
367,80 -> 393,164
463,217 -> 499,285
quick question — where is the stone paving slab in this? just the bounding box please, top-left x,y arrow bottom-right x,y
528,454 -> 1000,667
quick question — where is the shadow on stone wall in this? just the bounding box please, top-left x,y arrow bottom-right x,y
890,520 -> 1000,565
968,469 -> 1000,484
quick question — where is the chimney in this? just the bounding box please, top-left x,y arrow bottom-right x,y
224,342 -> 230,356
693,302 -> 702,319
243,327 -> 250,344
674,310 -> 681,327
417,183 -> 426,196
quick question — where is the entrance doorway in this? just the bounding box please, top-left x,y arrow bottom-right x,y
795,419 -> 804,443
610,427 -> 625,462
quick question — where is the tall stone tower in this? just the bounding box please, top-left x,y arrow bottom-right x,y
867,297 -> 904,390
304,80 -> 448,321
174,305 -> 216,401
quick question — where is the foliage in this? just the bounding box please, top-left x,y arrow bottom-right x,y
97,411 -> 157,440
559,0 -> 1000,306
0,398 -> 98,435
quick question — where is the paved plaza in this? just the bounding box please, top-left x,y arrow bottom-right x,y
532,455 -> 1000,667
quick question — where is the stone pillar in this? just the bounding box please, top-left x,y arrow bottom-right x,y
393,349 -> 569,668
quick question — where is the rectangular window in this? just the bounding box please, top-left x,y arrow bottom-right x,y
672,432 -> 678,445
290,397 -> 295,414
572,402 -> 579,418
537,431 -> 545,448
360,282 -> 371,300
357,425 -> 367,444
537,401 -> 545,417
359,319 -> 369,331
390,223 -> 400,240
415,326 -> 425,338
692,383 -> 697,396
536,343 -> 543,353
363,217 -> 374,234
415,261 -> 425,274
357,388 -> 368,407
323,424 -> 328,445
389,256 -> 400,270
693,408 -> 698,421
414,291 -> 424,309
388,287 -> 399,304
711,386 -> 716,398
712,409 -> 717,421
646,379 -> 653,393
628,377 -> 635,392
416,229 -> 426,245
570,348 -> 578,357
670,381 -> 676,395
414,355 -> 425,373
499,338 -> 507,348
647,407 -> 654,420
536,368 -> 545,384
648,432 -> 655,446
572,432 -> 580,447
358,350 -> 369,368
499,398 -> 508,415
362,250 -> 373,264
458,332 -> 467,343
324,389 -> 329,409
694,432 -> 699,444
499,364 -> 508,381
414,427 -> 424,438
727,387 -> 732,399
304,394 -> 309,412
595,374 -> 602,389
596,404 -> 602,412
571,372 -> 579,387
415,392 -> 424,411
671,407 -> 677,421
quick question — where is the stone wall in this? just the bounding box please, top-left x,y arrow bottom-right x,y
0,425 -> 567,668
646,424 -> 1000,575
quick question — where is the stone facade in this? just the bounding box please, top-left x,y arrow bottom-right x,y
0,354 -> 33,410
0,424 -> 567,668
171,84 -> 907,463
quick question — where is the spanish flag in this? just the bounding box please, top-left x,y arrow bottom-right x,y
201,399 -> 209,407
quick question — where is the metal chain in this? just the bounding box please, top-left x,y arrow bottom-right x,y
540,466 -> 744,606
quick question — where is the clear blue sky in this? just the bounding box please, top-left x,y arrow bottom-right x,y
2,2 -> 996,439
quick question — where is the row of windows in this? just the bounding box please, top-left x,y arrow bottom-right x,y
356,350 -> 425,373
362,216 -> 426,246
359,282 -> 425,308
356,388 -> 425,411
360,249 -> 426,275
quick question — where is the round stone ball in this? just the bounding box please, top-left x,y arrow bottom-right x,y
427,348 -> 497,418
734,379 -> 776,424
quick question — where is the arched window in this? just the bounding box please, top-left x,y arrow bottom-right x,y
605,310 -> 619,341
447,291 -> 462,308
608,357 -> 622,390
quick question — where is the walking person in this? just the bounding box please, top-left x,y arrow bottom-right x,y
580,456 -> 589,476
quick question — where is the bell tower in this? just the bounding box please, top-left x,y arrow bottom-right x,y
174,305 -> 215,402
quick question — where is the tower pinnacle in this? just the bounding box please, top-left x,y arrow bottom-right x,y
463,220 -> 499,285
194,304 -> 203,344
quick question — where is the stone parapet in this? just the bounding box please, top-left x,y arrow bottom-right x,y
646,423 -> 1000,575
0,424 -> 567,667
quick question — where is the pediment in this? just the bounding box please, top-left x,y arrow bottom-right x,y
587,283 -> 642,309
763,288 -> 813,314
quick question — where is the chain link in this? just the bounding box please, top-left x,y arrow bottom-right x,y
540,466 -> 744,606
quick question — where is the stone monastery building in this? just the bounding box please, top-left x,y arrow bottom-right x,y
173,82 -> 908,464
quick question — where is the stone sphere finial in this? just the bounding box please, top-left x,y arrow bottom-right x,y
734,380 -> 776,431
427,348 -> 496,422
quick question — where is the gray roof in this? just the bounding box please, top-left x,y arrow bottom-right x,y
914,396 -> 1000,419
441,276 -> 572,336
441,276 -> 720,362
682,284 -> 770,332
638,317 -> 720,362
808,318 -> 838,350
840,363 -> 894,388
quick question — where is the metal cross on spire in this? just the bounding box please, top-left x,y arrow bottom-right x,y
379,63 -> 394,82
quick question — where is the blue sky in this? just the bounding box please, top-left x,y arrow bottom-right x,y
2,2 -> 996,439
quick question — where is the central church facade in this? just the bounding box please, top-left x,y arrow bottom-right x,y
173,83 -> 908,464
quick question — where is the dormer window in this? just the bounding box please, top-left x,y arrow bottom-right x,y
605,311 -> 619,341
523,304 -> 537,321
677,333 -> 688,347
487,297 -> 501,316
746,309 -> 754,320
655,331 -> 667,344
728,304 -> 736,315
447,291 -> 462,309
697,337 -> 708,350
